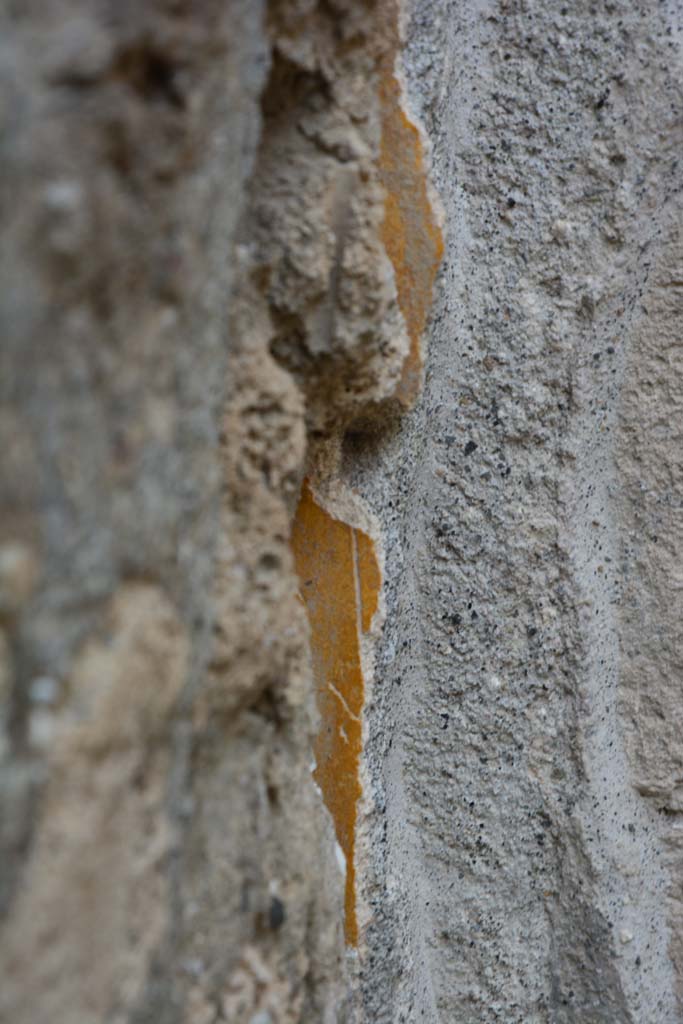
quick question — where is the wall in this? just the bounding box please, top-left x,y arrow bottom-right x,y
353,1 -> 683,1021
0,1 -> 411,1020
1,1 -> 683,1023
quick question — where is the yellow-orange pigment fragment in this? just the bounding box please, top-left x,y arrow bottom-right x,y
378,29 -> 444,406
291,481 -> 381,946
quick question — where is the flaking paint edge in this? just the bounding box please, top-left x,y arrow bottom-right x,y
290,2 -> 443,950
291,481 -> 382,947
377,5 -> 444,407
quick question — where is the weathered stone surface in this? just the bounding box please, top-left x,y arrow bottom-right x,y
1,584 -> 189,1023
2,0 -> 683,1021
0,0 -> 418,1020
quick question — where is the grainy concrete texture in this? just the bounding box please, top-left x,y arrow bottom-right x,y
1,1 -> 682,1023
349,1 -> 683,1021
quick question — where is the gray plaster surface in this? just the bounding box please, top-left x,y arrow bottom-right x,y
1,1 -> 682,1020
349,1 -> 683,1020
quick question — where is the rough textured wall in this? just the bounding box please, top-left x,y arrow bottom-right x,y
1,1 -> 683,1023
0,1 -> 425,1022
351,1 -> 683,1021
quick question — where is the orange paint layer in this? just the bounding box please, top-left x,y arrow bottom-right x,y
291,481 -> 380,946
378,35 -> 444,406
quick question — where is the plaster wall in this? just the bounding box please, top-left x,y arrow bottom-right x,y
1,2 -> 682,1022
351,2 -> 683,1020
